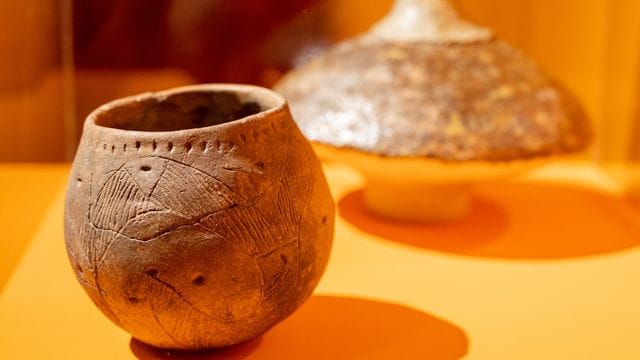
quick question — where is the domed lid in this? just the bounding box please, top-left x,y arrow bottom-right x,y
275,0 -> 592,161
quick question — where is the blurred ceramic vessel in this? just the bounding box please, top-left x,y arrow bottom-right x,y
276,0 -> 592,222
64,84 -> 334,349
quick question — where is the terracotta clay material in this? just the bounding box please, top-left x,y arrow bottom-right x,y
64,84 -> 334,349
275,0 -> 592,221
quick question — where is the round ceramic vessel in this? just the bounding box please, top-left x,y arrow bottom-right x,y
276,0 -> 592,222
64,84 -> 335,349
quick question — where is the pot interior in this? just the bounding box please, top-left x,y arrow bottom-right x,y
94,90 -> 273,131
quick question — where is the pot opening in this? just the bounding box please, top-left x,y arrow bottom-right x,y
94,90 -> 276,132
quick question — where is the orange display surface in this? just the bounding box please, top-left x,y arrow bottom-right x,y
1,161 -> 640,359
0,164 -> 69,291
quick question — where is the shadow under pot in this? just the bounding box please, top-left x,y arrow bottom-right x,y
63,84 -> 335,350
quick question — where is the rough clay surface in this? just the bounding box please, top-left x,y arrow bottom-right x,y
275,36 -> 592,161
64,85 -> 335,350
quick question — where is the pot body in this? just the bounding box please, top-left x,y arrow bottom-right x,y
64,84 -> 334,349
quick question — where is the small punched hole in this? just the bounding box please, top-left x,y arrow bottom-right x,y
167,142 -> 174,152
145,269 -> 159,278
185,142 -> 192,153
140,165 -> 151,172
135,141 -> 141,150
280,254 -> 288,265
128,297 -> 140,304
322,216 -> 328,225
256,161 -> 265,172
192,275 -> 206,286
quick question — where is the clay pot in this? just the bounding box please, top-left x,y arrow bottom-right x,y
275,0 -> 592,222
64,84 -> 334,349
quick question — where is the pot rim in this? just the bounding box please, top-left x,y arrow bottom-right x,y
85,83 -> 288,138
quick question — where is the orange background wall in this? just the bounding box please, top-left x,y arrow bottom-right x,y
0,0 -> 75,162
1,0 -> 640,161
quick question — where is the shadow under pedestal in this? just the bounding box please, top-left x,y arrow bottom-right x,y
339,181 -> 640,260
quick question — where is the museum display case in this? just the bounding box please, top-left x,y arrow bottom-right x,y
1,1 -> 640,358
